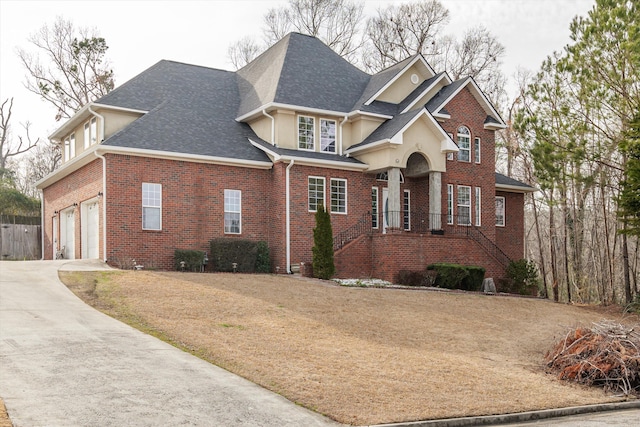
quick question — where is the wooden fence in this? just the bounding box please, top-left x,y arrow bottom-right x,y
0,222 -> 42,260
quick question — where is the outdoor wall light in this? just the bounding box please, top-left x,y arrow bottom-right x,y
72,203 -> 79,208
97,191 -> 103,198
53,210 -> 58,215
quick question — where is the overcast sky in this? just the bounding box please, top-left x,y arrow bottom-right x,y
1,0 -> 595,144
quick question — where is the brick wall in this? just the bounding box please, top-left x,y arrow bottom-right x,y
495,190 -> 525,261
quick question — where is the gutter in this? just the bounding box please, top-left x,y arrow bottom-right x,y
285,160 -> 294,274
262,110 -> 275,145
94,151 -> 108,262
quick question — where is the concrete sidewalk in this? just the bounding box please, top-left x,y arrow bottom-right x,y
0,260 -> 339,426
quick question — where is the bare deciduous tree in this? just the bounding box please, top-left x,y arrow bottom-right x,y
228,36 -> 264,70
0,98 -> 39,172
17,17 -> 114,121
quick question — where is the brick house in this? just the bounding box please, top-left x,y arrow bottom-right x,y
37,32 -> 533,282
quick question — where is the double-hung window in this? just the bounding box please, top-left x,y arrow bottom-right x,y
84,122 -> 91,149
474,137 -> 481,163
371,187 -> 379,229
298,116 -> 314,150
403,190 -> 411,231
457,185 -> 471,226
320,119 -> 336,153
224,189 -> 241,234
308,176 -> 325,212
475,187 -> 481,226
457,126 -> 471,162
496,196 -> 505,227
330,178 -> 347,214
447,184 -> 454,225
142,183 -> 162,230
90,117 -> 97,145
84,117 -> 98,149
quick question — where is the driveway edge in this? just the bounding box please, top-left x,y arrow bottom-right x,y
368,400 -> 640,427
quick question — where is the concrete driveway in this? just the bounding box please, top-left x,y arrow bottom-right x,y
0,260 -> 339,426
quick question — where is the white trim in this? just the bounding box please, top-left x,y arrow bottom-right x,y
495,196 -> 506,227
403,189 -> 411,231
474,137 -> 481,164
320,118 -> 337,154
495,183 -> 535,193
364,55 -> 436,106
223,189 -> 242,234
50,102 -> 147,139
371,187 -> 379,229
142,182 -> 162,231
298,114 -> 315,151
457,185 -> 472,226
236,101 -> 393,122
429,77 -> 506,128
475,187 -> 481,227
249,139 -> 368,171
36,144 -> 274,189
447,184 -> 454,225
330,178 -> 347,215
308,176 -> 326,213
400,73 -> 452,114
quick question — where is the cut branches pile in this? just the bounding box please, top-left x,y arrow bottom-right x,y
545,321 -> 640,396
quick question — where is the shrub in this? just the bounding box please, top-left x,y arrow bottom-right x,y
255,241 -> 271,273
396,270 -> 438,287
312,205 -> 335,279
174,249 -> 206,272
210,238 -> 258,273
506,259 -> 539,295
427,263 -> 485,291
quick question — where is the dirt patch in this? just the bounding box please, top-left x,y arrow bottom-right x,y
59,270 -> 639,425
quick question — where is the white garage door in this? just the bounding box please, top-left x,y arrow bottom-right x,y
60,208 -> 75,260
82,201 -> 99,259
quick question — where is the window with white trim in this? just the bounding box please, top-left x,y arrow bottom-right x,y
84,122 -> 91,149
142,183 -> 162,230
330,178 -> 347,214
308,176 -> 325,212
64,137 -> 70,161
447,184 -> 454,225
457,185 -> 471,225
457,126 -> 470,162
447,132 -> 454,160
224,189 -> 241,234
475,187 -> 481,226
70,134 -> 75,158
90,117 -> 97,145
496,196 -> 505,227
403,190 -> 411,231
474,137 -> 481,163
298,115 -> 314,150
371,187 -> 379,229
320,119 -> 336,153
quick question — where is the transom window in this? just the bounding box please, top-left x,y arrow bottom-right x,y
320,119 -> 336,153
142,183 -> 162,230
224,189 -> 241,234
457,126 -> 471,162
308,176 -> 325,212
330,179 -> 347,214
496,196 -> 505,227
457,185 -> 471,226
298,115 -> 315,150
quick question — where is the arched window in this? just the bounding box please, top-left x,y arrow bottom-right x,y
457,126 -> 471,162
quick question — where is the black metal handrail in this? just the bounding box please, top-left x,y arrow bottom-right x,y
333,211 -> 371,251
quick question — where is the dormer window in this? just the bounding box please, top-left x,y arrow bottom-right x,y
83,117 -> 98,149
320,119 -> 336,153
63,133 -> 75,161
298,115 -> 315,150
457,126 -> 471,162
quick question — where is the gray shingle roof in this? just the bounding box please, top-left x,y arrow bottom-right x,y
351,56 -> 416,110
349,109 -> 424,150
495,173 -> 535,191
98,60 -> 271,162
237,33 -> 370,116
251,138 -> 365,165
425,78 -> 467,113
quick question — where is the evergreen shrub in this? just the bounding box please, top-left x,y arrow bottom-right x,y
210,238 -> 269,273
427,263 -> 485,291
174,249 -> 206,272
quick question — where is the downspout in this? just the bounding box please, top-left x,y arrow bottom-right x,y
95,151 -> 107,262
339,115 -> 348,155
285,159 -> 294,273
262,110 -> 275,145
39,191 -> 44,260
87,104 -> 105,142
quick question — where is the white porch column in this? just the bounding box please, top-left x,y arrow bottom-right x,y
429,171 -> 442,230
387,167 -> 401,229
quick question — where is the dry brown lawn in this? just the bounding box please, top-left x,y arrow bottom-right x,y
60,270 -> 638,426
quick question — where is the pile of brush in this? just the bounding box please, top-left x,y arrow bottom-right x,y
545,321 -> 640,395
